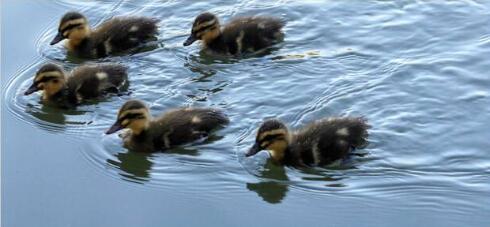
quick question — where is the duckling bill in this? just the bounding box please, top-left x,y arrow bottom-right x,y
246,118 -> 370,167
24,63 -> 128,108
106,100 -> 229,152
184,12 -> 285,55
51,11 -> 159,58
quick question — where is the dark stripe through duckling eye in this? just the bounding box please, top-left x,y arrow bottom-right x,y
60,23 -> 83,34
193,24 -> 217,35
35,75 -> 60,84
259,134 -> 285,144
119,113 -> 145,122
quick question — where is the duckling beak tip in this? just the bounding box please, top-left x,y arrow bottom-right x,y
105,122 -> 123,135
245,143 -> 261,157
24,85 -> 39,95
183,35 -> 197,46
50,32 -> 64,45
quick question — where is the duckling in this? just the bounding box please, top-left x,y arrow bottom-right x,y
50,11 -> 159,58
183,12 -> 285,55
105,100 -> 229,152
246,117 -> 370,167
24,63 -> 128,108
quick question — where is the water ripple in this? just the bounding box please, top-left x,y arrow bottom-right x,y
4,0 -> 490,217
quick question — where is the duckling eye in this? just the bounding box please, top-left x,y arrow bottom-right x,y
125,113 -> 145,120
260,134 -> 284,143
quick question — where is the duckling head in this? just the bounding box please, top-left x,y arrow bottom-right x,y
50,12 -> 90,46
24,63 -> 66,99
183,12 -> 221,46
106,100 -> 151,136
246,119 -> 290,162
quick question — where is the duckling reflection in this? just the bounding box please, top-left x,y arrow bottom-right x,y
184,12 -> 284,56
184,60 -> 217,82
107,151 -> 152,183
246,159 -> 289,204
50,11 -> 159,58
24,102 -> 90,132
25,103 -> 67,127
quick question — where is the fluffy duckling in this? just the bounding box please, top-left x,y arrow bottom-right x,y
246,118 -> 370,167
183,12 -> 284,55
50,11 -> 158,58
106,100 -> 229,152
24,63 -> 128,108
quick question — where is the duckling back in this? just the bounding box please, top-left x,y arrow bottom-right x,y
65,64 -> 128,104
291,117 -> 369,166
220,16 -> 285,54
89,17 -> 159,57
154,108 -> 229,147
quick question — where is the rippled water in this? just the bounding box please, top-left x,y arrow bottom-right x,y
3,1 -> 490,226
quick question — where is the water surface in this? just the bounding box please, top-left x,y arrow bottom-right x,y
2,1 -> 490,227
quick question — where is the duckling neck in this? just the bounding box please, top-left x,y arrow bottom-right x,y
204,33 -> 226,51
43,85 -> 68,101
132,128 -> 148,140
66,30 -> 91,51
131,119 -> 152,137
67,38 -> 87,51
270,147 -> 289,163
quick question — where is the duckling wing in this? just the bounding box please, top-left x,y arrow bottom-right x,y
68,64 -> 128,100
223,16 -> 285,54
186,108 -> 230,132
93,64 -> 128,92
313,118 -> 370,165
93,17 -> 159,54
156,108 -> 229,147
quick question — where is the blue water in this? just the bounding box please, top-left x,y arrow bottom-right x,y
2,1 -> 490,227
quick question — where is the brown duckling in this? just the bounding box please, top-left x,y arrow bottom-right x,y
50,11 -> 159,58
24,63 -> 128,108
246,117 -> 370,167
183,12 -> 285,55
105,100 -> 229,152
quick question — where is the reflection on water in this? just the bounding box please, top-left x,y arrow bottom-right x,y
26,103 -> 67,127
246,155 -> 364,203
107,151 -> 153,183
100,132 -> 229,185
247,160 -> 289,204
23,101 -> 91,133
